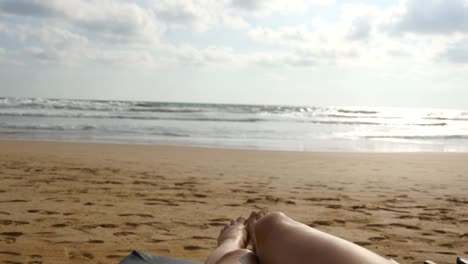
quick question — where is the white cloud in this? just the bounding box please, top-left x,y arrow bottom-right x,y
347,16 -> 372,41
0,0 -> 161,45
162,44 -> 241,67
248,23 -> 363,66
85,49 -> 154,66
221,15 -> 250,30
439,39 -> 468,63
152,0 -> 218,32
229,0 -> 333,16
384,0 -> 468,35
71,1 -> 160,44
0,0 -> 63,17
24,47 -> 59,63
2,0 -> 468,70
0,0 -> 163,67
249,26 -> 311,45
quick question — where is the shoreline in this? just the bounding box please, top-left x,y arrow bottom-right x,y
0,140 -> 467,263
2,138 -> 468,154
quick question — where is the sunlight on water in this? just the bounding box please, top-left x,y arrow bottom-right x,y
0,97 -> 467,152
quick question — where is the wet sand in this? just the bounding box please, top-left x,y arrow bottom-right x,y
0,140 -> 467,264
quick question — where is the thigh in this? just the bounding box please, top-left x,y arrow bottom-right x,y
255,213 -> 392,264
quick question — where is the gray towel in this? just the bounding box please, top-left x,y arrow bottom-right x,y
120,251 -> 202,264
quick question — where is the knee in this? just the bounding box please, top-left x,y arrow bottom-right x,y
254,212 -> 289,242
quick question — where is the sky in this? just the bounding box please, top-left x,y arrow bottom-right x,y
0,0 -> 468,108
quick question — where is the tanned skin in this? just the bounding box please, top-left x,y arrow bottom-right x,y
205,211 -> 394,264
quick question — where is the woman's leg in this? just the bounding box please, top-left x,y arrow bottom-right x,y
247,211 -> 395,264
205,217 -> 258,264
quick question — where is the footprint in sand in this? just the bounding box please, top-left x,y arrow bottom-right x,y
118,213 -> 153,218
435,251 -> 457,256
354,241 -> 372,246
88,239 -> 104,244
0,199 -> 29,203
0,220 -> 29,226
192,235 -> 213,240
51,223 -> 68,228
309,220 -> 333,226
389,223 -> 421,230
3,261 -> 22,264
148,239 -> 166,243
184,245 -> 207,250
27,209 -> 59,215
106,254 -> 128,259
27,254 -> 43,264
368,236 -> 386,242
224,203 -> 241,207
114,231 -> 135,237
1,232 -> 23,237
0,251 -> 21,256
67,250 -> 95,260
438,243 -> 454,248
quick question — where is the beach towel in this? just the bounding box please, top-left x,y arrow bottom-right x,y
120,251 -> 202,264
120,251 -> 468,264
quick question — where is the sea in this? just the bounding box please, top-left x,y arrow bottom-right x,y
1,97 -> 468,152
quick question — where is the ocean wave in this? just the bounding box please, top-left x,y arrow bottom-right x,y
0,112 -> 270,122
366,135 -> 468,140
416,122 -> 447,126
152,132 -> 190,137
337,109 -> 379,114
0,111 -> 455,126
424,117 -> 468,121
128,107 -> 204,113
311,120 -> 381,125
0,97 -> 132,112
310,120 -> 446,126
322,114 -> 399,119
0,124 -> 96,131
0,98 -> 339,116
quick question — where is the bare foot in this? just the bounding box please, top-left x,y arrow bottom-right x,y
246,210 -> 268,254
217,217 -> 249,248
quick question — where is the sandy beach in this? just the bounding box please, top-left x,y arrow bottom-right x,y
0,140 -> 467,264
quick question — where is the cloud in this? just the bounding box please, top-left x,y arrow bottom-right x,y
24,47 -> 60,63
85,49 -> 154,66
0,0 -> 63,17
386,0 -> 468,35
230,0 -> 263,10
228,0 -> 331,16
2,0 -> 466,70
248,24 -> 361,65
163,44 -> 240,66
0,0 -> 161,44
440,39 -> 468,63
248,26 -> 311,46
347,16 -> 372,41
152,0 -> 216,32
221,15 -> 250,30
73,2 -> 160,44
